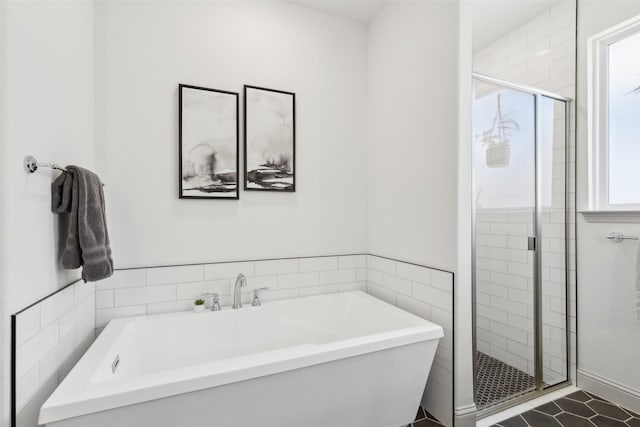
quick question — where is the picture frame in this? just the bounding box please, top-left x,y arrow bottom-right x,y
243,85 -> 296,192
179,84 -> 239,199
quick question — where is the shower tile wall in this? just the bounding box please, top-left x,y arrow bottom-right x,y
473,0 -> 576,382
476,206 -> 567,384
475,208 -> 534,376
366,255 -> 453,427
14,281 -> 96,427
473,2 -> 576,97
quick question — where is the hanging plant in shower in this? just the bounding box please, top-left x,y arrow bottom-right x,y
478,93 -> 519,168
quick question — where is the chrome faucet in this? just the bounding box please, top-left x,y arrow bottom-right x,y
233,273 -> 247,309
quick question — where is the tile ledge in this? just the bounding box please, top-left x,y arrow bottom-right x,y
579,210 -> 640,223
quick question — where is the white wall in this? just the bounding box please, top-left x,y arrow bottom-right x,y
366,0 -> 460,273
455,3 -> 476,425
366,2 -> 471,424
1,0 -> 95,326
576,0 -> 640,412
0,1 -> 96,425
94,1 -> 368,269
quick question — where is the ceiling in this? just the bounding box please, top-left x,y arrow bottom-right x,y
289,0 -> 388,24
290,0 -> 567,50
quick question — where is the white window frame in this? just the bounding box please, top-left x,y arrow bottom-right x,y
588,14 -> 640,212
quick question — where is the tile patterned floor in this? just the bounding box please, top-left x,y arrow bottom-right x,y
491,390 -> 640,427
411,407 -> 445,426
476,352 -> 536,409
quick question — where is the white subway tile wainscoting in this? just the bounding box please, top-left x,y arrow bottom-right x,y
12,280 -> 96,427
366,255 -> 454,427
12,254 -> 454,427
94,255 -> 368,331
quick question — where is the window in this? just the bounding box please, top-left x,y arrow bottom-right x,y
589,15 -> 640,211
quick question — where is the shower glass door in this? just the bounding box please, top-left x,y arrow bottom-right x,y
539,96 -> 569,388
473,76 -> 571,412
473,80 -> 537,408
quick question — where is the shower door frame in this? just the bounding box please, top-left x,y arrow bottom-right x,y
471,73 -> 573,417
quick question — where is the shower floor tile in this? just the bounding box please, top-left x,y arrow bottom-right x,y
476,352 -> 536,409
491,391 -> 640,427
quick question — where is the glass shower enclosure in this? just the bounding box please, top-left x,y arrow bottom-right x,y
472,73 -> 571,412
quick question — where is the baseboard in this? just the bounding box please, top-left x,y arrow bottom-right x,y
577,369 -> 640,413
454,403 -> 477,427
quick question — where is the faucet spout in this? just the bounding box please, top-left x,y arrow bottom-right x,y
233,273 -> 247,309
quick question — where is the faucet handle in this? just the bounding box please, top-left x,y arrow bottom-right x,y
252,287 -> 270,306
211,293 -> 221,311
201,293 -> 221,311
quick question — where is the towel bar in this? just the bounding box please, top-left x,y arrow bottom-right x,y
606,232 -> 639,242
24,155 -> 66,173
24,155 -> 105,186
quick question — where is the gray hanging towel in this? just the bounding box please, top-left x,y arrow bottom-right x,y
52,166 -> 113,282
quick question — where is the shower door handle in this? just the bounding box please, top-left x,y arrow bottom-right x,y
528,237 -> 537,251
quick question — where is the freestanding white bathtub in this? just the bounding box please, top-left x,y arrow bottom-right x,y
39,291 -> 443,427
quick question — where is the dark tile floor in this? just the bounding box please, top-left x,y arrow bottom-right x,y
476,352 -> 536,409
491,390 -> 640,427
411,407 -> 445,426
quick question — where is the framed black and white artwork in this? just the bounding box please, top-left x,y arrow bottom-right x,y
179,84 -> 239,199
244,85 -> 295,192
